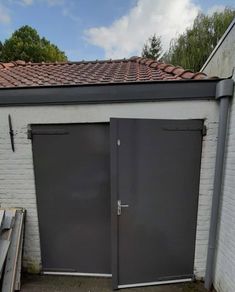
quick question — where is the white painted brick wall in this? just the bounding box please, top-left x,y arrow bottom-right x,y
194,120 -> 218,279
214,78 -> 235,292
0,100 -> 218,276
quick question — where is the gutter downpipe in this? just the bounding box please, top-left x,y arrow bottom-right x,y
205,79 -> 234,290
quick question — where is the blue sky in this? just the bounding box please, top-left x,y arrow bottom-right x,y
0,0 -> 234,61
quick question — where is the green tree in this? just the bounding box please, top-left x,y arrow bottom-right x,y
142,34 -> 162,60
1,25 -> 67,62
163,8 -> 235,71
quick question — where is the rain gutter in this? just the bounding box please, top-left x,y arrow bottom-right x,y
205,78 -> 234,290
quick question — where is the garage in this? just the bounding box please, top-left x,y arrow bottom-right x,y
0,56 -> 226,290
31,117 -> 203,289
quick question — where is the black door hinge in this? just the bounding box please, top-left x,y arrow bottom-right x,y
8,114 -> 15,152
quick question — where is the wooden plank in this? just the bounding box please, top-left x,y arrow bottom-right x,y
0,210 -> 5,229
0,210 -> 14,279
2,210 -> 24,292
14,223 -> 24,291
0,240 -> 10,277
1,229 -> 13,242
2,210 -> 16,230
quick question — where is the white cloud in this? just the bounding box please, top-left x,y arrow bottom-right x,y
20,0 -> 33,5
18,0 -> 64,6
13,0 -> 78,23
85,0 -> 200,59
61,1 -> 80,22
17,0 -> 79,21
46,0 -> 64,6
0,3 -> 11,24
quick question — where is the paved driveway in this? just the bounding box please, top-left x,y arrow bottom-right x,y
21,275 -> 207,292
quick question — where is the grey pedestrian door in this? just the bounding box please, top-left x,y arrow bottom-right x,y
110,118 -> 203,289
32,123 -> 111,275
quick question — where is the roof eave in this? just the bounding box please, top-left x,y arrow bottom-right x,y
0,78 -> 222,106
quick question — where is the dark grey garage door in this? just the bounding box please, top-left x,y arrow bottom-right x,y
110,118 -> 203,289
32,123 -> 111,275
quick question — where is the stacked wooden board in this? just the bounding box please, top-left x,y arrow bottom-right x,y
0,208 -> 25,292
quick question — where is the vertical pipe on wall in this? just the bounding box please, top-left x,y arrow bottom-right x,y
205,79 -> 234,290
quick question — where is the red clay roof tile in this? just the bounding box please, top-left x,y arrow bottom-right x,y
0,57 -> 209,88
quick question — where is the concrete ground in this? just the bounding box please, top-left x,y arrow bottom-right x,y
21,275 -> 208,292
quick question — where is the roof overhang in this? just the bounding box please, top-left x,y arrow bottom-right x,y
0,79 -> 221,106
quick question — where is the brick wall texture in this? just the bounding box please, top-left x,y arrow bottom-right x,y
214,84 -> 235,292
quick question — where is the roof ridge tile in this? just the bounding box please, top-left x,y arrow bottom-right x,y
131,57 -> 209,80
176,69 -> 194,79
0,62 -> 16,68
191,72 -> 208,80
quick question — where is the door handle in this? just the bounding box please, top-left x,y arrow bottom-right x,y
117,200 -> 129,216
